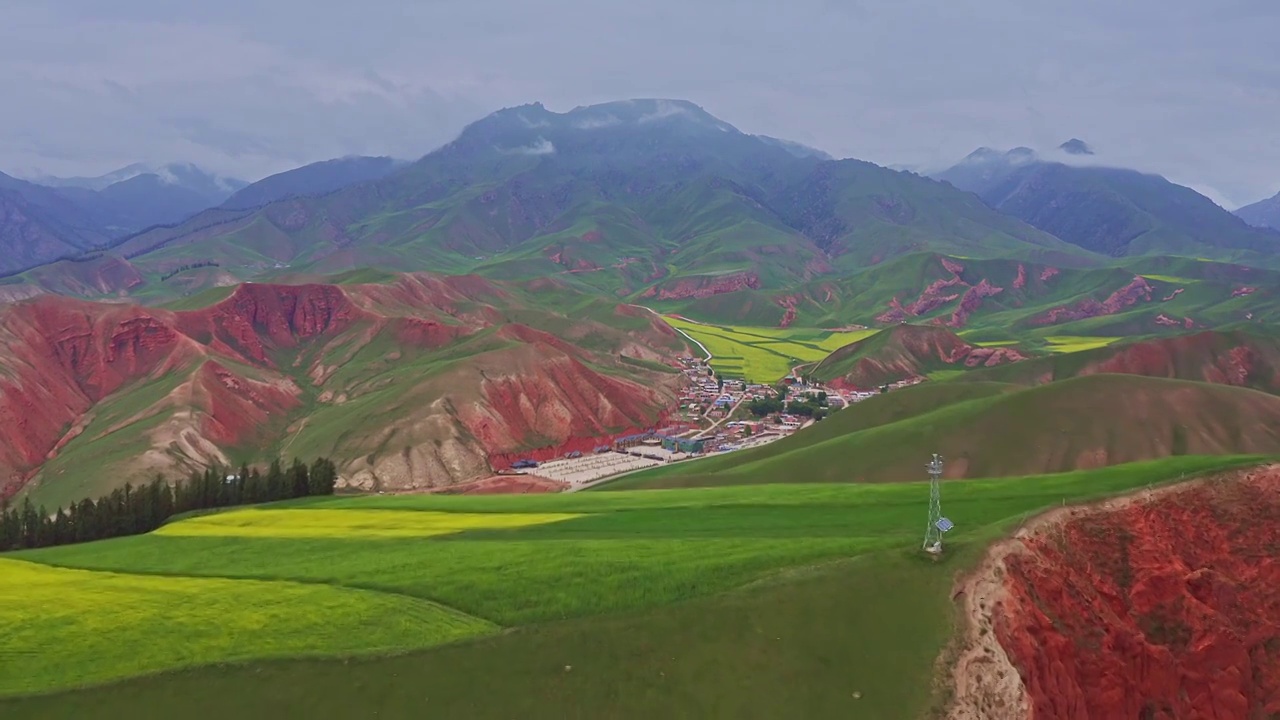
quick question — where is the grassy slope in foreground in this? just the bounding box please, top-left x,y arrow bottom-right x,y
605,374 -> 1280,490
1,456 -> 1265,719
0,558 -> 494,697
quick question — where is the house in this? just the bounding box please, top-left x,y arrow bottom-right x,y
660,436 -> 711,454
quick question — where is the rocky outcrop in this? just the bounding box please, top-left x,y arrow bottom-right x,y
964,346 -> 1029,367
1155,313 -> 1196,329
640,272 -> 760,300
1032,276 -> 1153,326
947,279 -> 1004,328
960,467 -> 1280,720
876,257 -> 1005,328
177,283 -> 362,364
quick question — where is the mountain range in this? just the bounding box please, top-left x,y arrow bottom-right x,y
1236,190 -> 1280,231
4,97 -> 1280,507
0,164 -> 249,275
934,142 -> 1280,262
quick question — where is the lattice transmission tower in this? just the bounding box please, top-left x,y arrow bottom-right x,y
923,454 -> 953,555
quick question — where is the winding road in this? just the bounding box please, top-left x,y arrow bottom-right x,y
628,305 -> 712,363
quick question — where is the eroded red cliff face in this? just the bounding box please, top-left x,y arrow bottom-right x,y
989,469 -> 1280,719
0,276 -> 686,501
0,297 -> 207,496
176,283 -> 363,364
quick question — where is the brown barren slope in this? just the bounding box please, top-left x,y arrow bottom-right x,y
950,465 -> 1280,719
810,324 -> 1026,389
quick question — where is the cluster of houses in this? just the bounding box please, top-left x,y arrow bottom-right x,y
673,357 -> 772,421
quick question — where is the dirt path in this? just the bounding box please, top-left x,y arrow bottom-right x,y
279,418 -> 309,456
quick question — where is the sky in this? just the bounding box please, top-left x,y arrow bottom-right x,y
3,0 -> 1278,208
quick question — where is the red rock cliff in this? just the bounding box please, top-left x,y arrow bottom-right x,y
984,468 -> 1280,719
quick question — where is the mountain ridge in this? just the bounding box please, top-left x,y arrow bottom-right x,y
934,145 -> 1280,263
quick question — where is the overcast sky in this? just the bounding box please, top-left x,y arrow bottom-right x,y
3,0 -> 1278,207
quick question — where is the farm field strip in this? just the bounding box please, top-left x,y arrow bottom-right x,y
155,508 -> 582,539
662,316 -> 874,381
0,558 -> 495,698
1043,335 -> 1122,353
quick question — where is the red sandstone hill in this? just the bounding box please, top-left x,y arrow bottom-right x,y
953,466 -> 1280,719
1,275 -> 688,507
809,324 -> 1028,389
966,329 -> 1280,395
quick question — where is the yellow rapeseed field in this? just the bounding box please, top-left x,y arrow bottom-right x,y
1043,335 -> 1120,353
155,508 -> 582,539
664,316 -> 874,381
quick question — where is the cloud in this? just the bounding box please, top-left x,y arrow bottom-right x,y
0,0 -> 1276,205
637,100 -> 691,123
509,138 -> 555,155
572,114 -> 621,130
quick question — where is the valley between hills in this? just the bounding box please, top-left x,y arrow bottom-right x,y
4,98 -> 1280,719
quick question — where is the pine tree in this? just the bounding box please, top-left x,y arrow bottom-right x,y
0,502 -> 16,551
19,497 -> 38,549
289,459 -> 310,498
265,460 -> 285,501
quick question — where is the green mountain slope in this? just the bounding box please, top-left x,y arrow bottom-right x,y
11,100 -> 1101,306
608,375 -> 1280,488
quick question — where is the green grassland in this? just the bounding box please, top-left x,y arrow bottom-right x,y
662,316 -> 874,381
604,375 -> 1280,490
2,454 -> 1266,719
0,558 -> 494,697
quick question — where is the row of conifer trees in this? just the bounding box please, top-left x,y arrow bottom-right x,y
0,457 -> 338,552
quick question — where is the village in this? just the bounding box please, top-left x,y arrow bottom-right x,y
517,355 -> 924,491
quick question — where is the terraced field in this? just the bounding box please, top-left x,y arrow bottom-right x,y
1,455 -> 1264,719
662,316 -> 874,381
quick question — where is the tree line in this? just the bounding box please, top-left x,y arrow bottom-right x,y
160,260 -> 220,281
0,457 -> 338,552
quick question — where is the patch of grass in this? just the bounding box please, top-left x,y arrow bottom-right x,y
0,558 -> 495,698
1138,274 -> 1200,284
154,508 -> 582,539
0,551 -> 961,720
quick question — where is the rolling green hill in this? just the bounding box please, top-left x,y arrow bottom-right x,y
606,375 -> 1280,489
960,327 -> 1280,393
808,324 -> 1022,388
